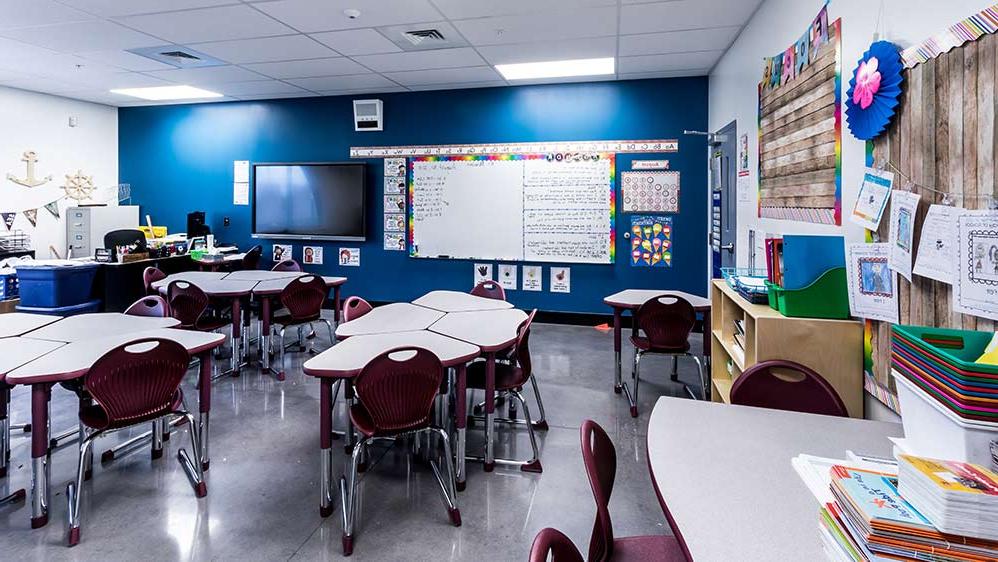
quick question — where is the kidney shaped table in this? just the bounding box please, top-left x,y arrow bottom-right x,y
413,290 -> 515,313
0,312 -> 62,339
9,327 -> 225,528
334,303 -> 444,339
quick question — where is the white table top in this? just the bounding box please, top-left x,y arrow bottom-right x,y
303,330 -> 479,378
0,312 -> 62,338
7,328 -> 225,385
224,270 -> 303,281
22,313 -> 179,343
646,398 -> 902,562
0,337 -> 63,378
153,277 -> 258,298
428,309 -> 528,352
413,290 -> 514,313
252,275 -> 347,296
604,289 -> 710,310
151,271 -> 229,290
335,303 -> 445,338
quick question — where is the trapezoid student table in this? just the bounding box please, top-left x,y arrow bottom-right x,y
334,302 -> 445,338
412,290 -> 515,313
6,328 -> 225,529
22,312 -> 180,342
303,330 -> 480,513
428,308 -> 527,474
0,312 -> 62,339
646,397 -> 901,561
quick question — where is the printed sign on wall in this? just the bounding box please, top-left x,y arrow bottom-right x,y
498,264 -> 517,290
522,265 -> 542,291
621,171 -> 679,213
272,244 -> 292,262
550,267 -> 570,293
303,246 -> 323,265
338,247 -> 360,267
474,263 -> 492,286
629,215 -> 672,267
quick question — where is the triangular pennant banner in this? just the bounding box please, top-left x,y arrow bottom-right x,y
43,201 -> 60,219
2,212 -> 15,230
23,208 -> 37,227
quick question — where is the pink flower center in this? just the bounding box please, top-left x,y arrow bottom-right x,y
853,57 -> 881,110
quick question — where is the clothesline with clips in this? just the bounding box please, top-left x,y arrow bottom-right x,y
872,157 -> 998,209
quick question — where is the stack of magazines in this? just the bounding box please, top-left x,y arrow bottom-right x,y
897,455 -> 998,543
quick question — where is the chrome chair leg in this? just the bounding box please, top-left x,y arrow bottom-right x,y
428,428 -> 461,526
528,374 -> 548,430
341,437 -> 366,556
101,416 -> 184,464
277,327 -> 287,381
67,429 -> 100,546
510,391 -> 542,473
671,356 -> 679,381
175,411 -> 207,498
151,418 -> 164,459
690,354 -> 707,401
80,422 -> 92,480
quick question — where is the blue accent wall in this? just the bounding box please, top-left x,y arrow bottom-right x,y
119,77 -> 709,314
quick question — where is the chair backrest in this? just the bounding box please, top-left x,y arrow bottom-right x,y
278,275 -> 327,322
142,266 -> 166,295
124,295 -> 168,318
353,347 -> 443,434
504,309 -> 537,386
530,528 -> 584,562
634,295 -> 696,350
341,296 -> 372,322
242,245 -> 263,269
167,280 -> 210,329
271,259 -> 302,272
470,280 -> 506,301
730,360 -> 849,417
104,229 -> 147,260
580,420 -> 617,562
84,338 -> 190,427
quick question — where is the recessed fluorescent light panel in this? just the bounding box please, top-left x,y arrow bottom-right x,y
496,57 -> 615,80
110,85 -> 223,101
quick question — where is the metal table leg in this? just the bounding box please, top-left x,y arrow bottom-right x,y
484,352 -> 496,472
29,383 -> 51,528
613,307 -> 623,394
229,297 -> 242,375
454,363 -> 467,491
319,378 -> 335,517
198,350 -> 212,471
261,296 -> 272,375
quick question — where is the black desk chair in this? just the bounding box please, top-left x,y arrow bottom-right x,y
103,229 -> 146,261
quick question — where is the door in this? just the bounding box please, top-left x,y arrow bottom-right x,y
710,121 -> 738,278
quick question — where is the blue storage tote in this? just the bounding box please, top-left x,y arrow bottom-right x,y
14,261 -> 99,308
16,298 -> 101,317
0,270 -> 17,300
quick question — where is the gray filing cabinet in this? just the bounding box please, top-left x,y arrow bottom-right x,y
66,206 -> 140,259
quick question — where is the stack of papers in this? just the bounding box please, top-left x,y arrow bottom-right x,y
897,455 -> 998,542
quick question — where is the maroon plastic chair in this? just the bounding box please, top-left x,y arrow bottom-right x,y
142,266 -> 165,296
167,281 -> 229,332
626,296 -> 705,417
530,528 -> 585,562
340,347 -> 459,555
581,420 -> 688,562
272,259 -> 302,272
730,360 -> 848,417
341,296 -> 372,323
66,338 -> 206,546
124,295 -> 168,318
271,275 -> 333,379
466,310 -> 545,472
242,244 -> 263,270
471,280 -> 506,301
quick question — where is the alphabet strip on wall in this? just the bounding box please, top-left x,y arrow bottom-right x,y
349,139 -> 679,159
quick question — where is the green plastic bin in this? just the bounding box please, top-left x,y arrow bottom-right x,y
892,324 -> 998,377
764,267 -> 849,319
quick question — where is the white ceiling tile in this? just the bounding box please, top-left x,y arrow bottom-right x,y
191,35 -> 337,64
145,65 -> 268,85
243,57 -> 368,79
315,86 -> 408,96
58,0 -> 236,17
286,73 -> 398,91
309,28 -> 401,56
384,66 -> 502,86
0,0 -> 94,29
233,91 -> 317,100
620,0 -> 761,35
79,49 -> 177,71
253,0 -> 441,33
117,5 -> 295,43
506,74 -> 617,86
0,20 -> 161,52
619,26 -> 742,57
453,7 -> 617,45
66,71 -> 172,90
54,89 -> 122,106
431,0 -> 615,19
476,37 -> 616,65
352,47 -> 485,73
617,51 -> 723,74
406,80 -> 507,91
214,80 -> 308,96
619,70 -> 709,80
2,75 -> 81,93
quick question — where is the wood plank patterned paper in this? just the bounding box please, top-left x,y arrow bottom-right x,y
758,7 -> 842,225
621,171 -> 679,213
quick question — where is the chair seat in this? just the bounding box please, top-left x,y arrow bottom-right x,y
349,401 -> 431,438
612,535 -> 688,562
181,316 -> 229,332
466,360 -> 526,391
272,312 -> 321,327
630,335 -> 690,353
80,389 -> 185,431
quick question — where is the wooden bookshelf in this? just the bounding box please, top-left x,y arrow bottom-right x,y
709,280 -> 865,418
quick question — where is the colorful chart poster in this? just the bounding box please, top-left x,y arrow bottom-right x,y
498,264 -> 517,290
384,195 -> 405,213
888,190 -> 921,281
850,168 -> 894,230
912,204 -> 957,284
954,210 -> 998,320
474,263 -> 492,285
272,244 -> 292,262
384,176 -> 406,194
621,171 -> 679,213
384,233 -> 405,251
384,158 -> 407,178
629,215 -> 672,267
384,213 -> 405,232
846,243 -> 899,323
550,267 -> 570,293
303,246 -> 323,265
338,248 -> 360,267
522,265 -> 542,291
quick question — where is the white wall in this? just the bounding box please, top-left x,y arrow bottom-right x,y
709,0 -> 992,267
0,86 -> 117,259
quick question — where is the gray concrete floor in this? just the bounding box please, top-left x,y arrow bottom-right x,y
0,321 -> 703,561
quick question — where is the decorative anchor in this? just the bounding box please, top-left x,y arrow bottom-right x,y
6,151 -> 53,187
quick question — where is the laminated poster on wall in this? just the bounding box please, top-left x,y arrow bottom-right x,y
384,213 -> 405,232
303,246 -> 323,265
384,195 -> 405,213
954,210 -> 998,321
850,168 -> 894,230
272,244 -> 292,263
738,134 -> 749,177
912,204 -> 957,284
550,267 -> 570,293
384,232 -> 405,252
846,243 -> 899,323
498,264 -> 517,291
384,158 -> 407,178
473,263 -> 492,286
621,171 -> 679,213
233,182 -> 249,206
629,215 -> 672,267
338,248 -> 360,267
384,176 -> 406,194
888,190 -> 921,281
522,265 -> 542,292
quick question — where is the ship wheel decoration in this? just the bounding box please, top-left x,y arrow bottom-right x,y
62,170 -> 97,201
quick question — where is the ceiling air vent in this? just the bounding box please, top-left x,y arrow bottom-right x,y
126,46 -> 226,69
159,50 -> 201,62
376,22 -> 468,51
402,29 -> 446,46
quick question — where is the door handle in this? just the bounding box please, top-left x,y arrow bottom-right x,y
720,244 -> 734,252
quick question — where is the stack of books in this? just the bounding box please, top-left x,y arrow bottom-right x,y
897,455 -> 998,542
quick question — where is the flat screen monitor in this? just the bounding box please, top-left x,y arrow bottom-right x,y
252,163 -> 366,241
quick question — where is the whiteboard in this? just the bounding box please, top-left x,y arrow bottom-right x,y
409,154 -> 615,264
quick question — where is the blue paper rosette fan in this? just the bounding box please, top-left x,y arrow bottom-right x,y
846,41 -> 904,141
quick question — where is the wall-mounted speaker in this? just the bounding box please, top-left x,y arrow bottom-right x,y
353,99 -> 383,132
